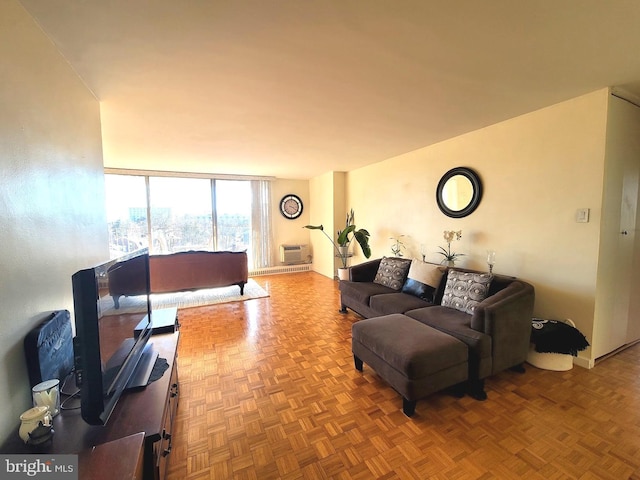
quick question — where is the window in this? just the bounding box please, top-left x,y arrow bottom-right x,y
148,177 -> 213,253
105,175 -> 149,258
104,173 -> 272,269
214,180 -> 251,254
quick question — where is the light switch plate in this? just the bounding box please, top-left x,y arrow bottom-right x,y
576,208 -> 590,223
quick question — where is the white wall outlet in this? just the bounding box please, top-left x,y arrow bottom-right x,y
576,208 -> 590,223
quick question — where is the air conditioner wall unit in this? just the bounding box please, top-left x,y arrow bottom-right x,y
280,244 -> 310,264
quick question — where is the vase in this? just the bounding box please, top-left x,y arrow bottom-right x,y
337,267 -> 350,281
446,260 -> 455,267
19,406 -> 52,443
32,379 -> 60,417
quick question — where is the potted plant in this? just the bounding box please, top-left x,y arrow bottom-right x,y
304,209 -> 371,279
437,230 -> 464,266
390,235 -> 406,257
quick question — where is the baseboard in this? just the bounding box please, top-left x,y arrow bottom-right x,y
250,263 -> 312,276
573,354 -> 594,369
593,339 -> 640,367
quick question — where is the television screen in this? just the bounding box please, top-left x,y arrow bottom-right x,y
72,248 -> 156,425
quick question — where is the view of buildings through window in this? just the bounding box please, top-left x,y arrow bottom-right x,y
105,174 -> 252,260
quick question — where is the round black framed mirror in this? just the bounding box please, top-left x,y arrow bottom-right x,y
436,167 -> 483,218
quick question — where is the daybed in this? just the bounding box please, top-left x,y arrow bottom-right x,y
150,250 -> 248,295
342,257 -> 535,402
109,250 -> 248,308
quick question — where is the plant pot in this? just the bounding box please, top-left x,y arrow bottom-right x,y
337,268 -> 350,281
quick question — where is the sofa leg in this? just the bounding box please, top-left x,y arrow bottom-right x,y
403,398 -> 416,417
468,379 -> 487,401
354,355 -> 363,372
339,305 -> 348,314
510,363 -> 526,374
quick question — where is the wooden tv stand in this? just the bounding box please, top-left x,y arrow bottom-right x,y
1,317 -> 180,480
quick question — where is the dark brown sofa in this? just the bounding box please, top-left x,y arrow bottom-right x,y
341,257 -> 535,399
150,250 -> 248,295
109,250 -> 248,308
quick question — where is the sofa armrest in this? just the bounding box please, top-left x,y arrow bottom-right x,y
470,280 -> 535,373
349,258 -> 382,282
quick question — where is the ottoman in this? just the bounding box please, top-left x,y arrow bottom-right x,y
352,313 -> 468,416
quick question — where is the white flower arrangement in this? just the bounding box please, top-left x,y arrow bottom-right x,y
390,235 -> 406,257
437,230 -> 464,263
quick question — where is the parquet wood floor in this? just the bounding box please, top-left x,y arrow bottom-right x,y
167,272 -> 640,480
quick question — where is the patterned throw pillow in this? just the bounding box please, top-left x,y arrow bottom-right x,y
441,270 -> 493,314
373,257 -> 411,290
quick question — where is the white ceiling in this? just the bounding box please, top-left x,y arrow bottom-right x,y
19,0 -> 640,179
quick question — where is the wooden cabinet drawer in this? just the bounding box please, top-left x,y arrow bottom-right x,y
155,350 -> 179,479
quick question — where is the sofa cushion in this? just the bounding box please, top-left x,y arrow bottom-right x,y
402,260 -> 445,302
373,257 -> 411,290
405,306 -> 492,370
369,292 -> 433,315
351,314 -> 468,379
339,280 -> 396,306
441,270 -> 493,314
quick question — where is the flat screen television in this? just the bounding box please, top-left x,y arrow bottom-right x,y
72,248 -> 157,425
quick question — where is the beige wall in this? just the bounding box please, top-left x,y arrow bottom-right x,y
308,172 -> 347,278
271,179 -> 311,263
0,1 -> 106,440
345,90 -> 610,367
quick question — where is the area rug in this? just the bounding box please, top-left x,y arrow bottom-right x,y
101,279 -> 269,314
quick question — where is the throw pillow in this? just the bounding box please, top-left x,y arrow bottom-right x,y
441,270 -> 493,314
407,259 -> 445,288
401,278 -> 432,300
401,260 -> 446,302
373,257 -> 411,290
